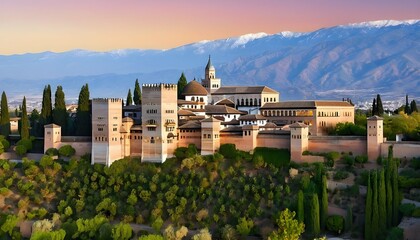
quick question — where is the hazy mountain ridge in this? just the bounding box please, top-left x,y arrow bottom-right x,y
0,20 -> 419,105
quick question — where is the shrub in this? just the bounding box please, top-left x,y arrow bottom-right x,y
253,155 -> 264,169
45,148 -> 59,156
0,137 -> 10,151
343,155 -> 354,167
17,138 -> 33,151
386,227 -> 403,240
412,207 -> 420,217
326,215 -> 345,235
40,155 -> 54,168
333,170 -> 349,181
213,152 -> 224,162
219,144 -> 237,159
59,145 -> 76,157
325,152 -> 340,161
355,155 -> 368,164
399,203 -> 416,217
409,158 -> 420,170
15,144 -> 27,156
253,147 -> 290,168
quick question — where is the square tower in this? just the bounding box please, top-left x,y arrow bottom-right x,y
91,98 -> 123,166
200,117 -> 221,155
290,122 -> 309,162
141,83 -> 178,163
201,56 -> 221,93
367,115 -> 384,161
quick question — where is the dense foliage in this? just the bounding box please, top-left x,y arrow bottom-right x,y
0,91 -> 10,137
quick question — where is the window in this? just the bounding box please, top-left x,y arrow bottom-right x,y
113,128 -> 117,131
150,137 -> 155,144
98,128 -> 104,131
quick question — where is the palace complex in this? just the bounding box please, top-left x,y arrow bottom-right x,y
44,57 -> 419,166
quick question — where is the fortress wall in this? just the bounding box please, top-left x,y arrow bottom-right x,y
257,134 -> 290,150
308,136 -> 366,155
381,142 -> 420,159
220,134 -> 252,151
56,142 -> 92,157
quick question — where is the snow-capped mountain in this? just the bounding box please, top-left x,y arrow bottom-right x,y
0,19 -> 419,104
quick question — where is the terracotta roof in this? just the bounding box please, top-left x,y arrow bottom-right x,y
263,122 -> 278,128
120,126 -> 128,133
178,100 -> 203,105
190,115 -> 206,120
212,86 -> 278,95
261,100 -> 353,109
44,123 -> 61,128
181,80 -> 208,96
239,114 -> 266,121
289,122 -> 308,128
205,105 -> 244,115
122,117 -> 134,122
178,109 -> 196,116
220,126 -> 243,132
179,121 -> 201,129
215,98 -> 235,106
222,119 -> 240,125
130,125 -> 142,130
367,115 -> 384,120
201,117 -> 222,123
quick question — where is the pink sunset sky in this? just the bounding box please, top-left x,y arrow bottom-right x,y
1,0 -> 419,55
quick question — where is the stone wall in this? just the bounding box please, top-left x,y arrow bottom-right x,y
257,133 -> 290,149
381,142 -> 420,159
308,136 -> 367,155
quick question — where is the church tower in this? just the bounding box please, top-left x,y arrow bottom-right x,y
202,56 -> 221,94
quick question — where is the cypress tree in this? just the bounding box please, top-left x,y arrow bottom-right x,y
376,94 -> 384,116
133,79 -> 142,105
0,91 -> 10,137
371,171 -> 379,238
177,72 -> 188,99
365,172 -> 372,240
76,84 -> 91,136
297,190 -> 304,223
345,205 -> 353,232
404,95 -> 411,114
41,85 -> 53,125
391,150 -> 400,226
20,97 -> 29,140
378,169 -> 387,236
126,89 -> 133,106
309,193 -> 320,237
410,100 -> 418,113
372,98 -> 377,116
52,86 -> 67,135
386,155 -> 393,228
320,175 -> 328,230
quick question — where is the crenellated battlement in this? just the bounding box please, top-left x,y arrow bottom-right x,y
142,83 -> 177,91
92,98 -> 122,103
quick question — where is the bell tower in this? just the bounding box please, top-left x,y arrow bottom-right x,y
202,56 -> 221,93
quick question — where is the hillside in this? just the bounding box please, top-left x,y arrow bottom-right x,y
0,20 -> 419,104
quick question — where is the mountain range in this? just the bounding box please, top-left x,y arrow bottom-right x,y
0,20 -> 419,107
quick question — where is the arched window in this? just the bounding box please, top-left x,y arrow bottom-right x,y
245,99 -> 249,106
241,99 -> 244,105
254,98 -> 257,106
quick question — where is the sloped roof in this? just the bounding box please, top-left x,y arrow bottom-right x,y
205,105 -> 244,115
201,117 -> 222,123
122,117 -> 134,122
263,122 -> 278,128
367,115 -> 384,120
178,109 -> 196,116
289,122 -> 308,128
212,86 -> 278,95
44,123 -> 61,128
215,98 -> 235,106
181,80 -> 208,96
261,100 -> 353,109
239,114 -> 266,121
179,121 -> 202,129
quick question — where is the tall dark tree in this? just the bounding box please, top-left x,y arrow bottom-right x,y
0,91 -> 10,137
20,97 -> 29,140
177,72 -> 188,99
133,79 -> 142,105
376,94 -> 384,116
391,147 -> 400,226
372,98 -> 377,116
76,84 -> 91,136
320,175 -> 328,230
378,169 -> 387,237
41,85 -> 53,125
410,100 -> 418,113
53,86 -> 68,135
29,109 -> 40,136
365,173 -> 372,240
307,194 -> 320,237
404,95 -> 411,114
297,190 -> 304,223
386,152 -> 393,228
371,171 -> 379,239
126,89 -> 133,106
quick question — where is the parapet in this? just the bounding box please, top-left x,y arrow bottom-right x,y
92,98 -> 122,103
142,83 -> 177,91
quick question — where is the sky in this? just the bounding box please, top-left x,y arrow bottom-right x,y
1,0 -> 419,55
